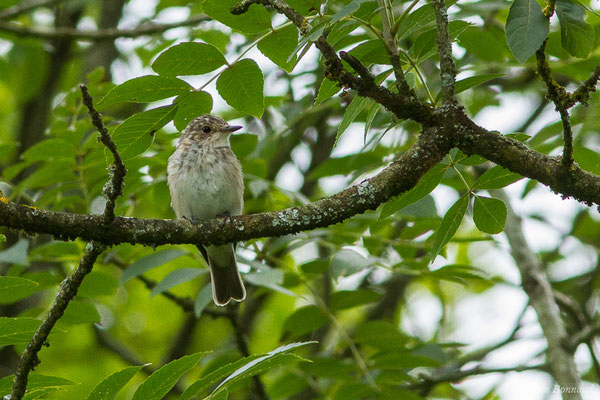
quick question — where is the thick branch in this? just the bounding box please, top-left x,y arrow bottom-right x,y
0,127 -> 451,246
0,15 -> 209,40
495,190 -> 581,399
432,0 -> 457,103
452,112 -> 600,207
10,242 -> 105,400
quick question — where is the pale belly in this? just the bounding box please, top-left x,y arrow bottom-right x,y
167,147 -> 243,221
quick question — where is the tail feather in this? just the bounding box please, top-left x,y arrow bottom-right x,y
206,244 -> 246,306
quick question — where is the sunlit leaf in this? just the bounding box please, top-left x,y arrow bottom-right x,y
473,196 -> 507,234
152,42 -> 227,76
216,59 -> 264,118
98,76 -> 192,107
173,91 -> 213,131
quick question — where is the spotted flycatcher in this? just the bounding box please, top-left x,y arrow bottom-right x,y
167,114 -> 246,306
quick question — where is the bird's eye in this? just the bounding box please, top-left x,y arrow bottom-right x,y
202,126 -> 211,133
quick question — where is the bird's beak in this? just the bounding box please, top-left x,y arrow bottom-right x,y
224,125 -> 242,133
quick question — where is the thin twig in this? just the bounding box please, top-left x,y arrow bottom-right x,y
535,41 -> 575,167
0,15 -> 209,40
570,320 -> 600,349
376,0 -> 412,96
80,85 -> 126,224
432,0 -> 457,104
0,0 -> 63,20
10,242 -> 105,400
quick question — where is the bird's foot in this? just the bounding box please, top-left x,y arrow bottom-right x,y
216,211 -> 234,227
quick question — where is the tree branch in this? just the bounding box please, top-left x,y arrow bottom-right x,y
10,241 -> 105,400
494,190 -> 581,400
0,0 -> 63,20
432,0 -> 457,104
0,15 -> 209,40
80,85 -> 126,224
0,126 -> 452,246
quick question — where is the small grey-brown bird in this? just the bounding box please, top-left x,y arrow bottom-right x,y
167,114 -> 246,306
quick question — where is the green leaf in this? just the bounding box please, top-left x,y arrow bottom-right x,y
0,238 -> 29,266
179,342 -> 314,400
121,249 -> 188,284
173,91 -> 213,131
212,342 -> 313,396
555,0 -> 595,58
230,133 -> 258,159
179,355 -> 264,400
132,352 -> 205,400
430,195 -> 469,261
203,0 -> 272,34
257,25 -> 298,72
330,249 -> 371,279
0,374 -> 74,397
330,290 -> 381,311
473,166 -> 523,189
21,138 -> 77,162
0,276 -> 39,305
113,105 -> 178,160
337,96 -> 372,144
97,76 -> 192,108
283,306 -> 329,337
78,271 -> 119,298
216,59 -> 264,118
0,317 -> 41,347
85,365 -> 147,400
151,42 -> 227,76
60,300 -> 100,325
314,78 -> 340,105
194,284 -> 213,317
437,73 -> 505,101
473,196 -> 507,234
353,321 -> 408,350
150,268 -> 206,297
411,21 -> 471,63
286,0 -> 321,16
505,0 -> 549,63
348,40 -> 390,65
380,164 -> 447,219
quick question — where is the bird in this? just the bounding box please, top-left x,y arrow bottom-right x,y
167,114 -> 246,306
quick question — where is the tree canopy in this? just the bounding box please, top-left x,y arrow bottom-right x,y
1,0 -> 600,399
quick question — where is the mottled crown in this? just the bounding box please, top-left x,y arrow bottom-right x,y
184,114 -> 230,135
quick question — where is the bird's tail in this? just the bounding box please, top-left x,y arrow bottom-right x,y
205,244 -> 246,306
